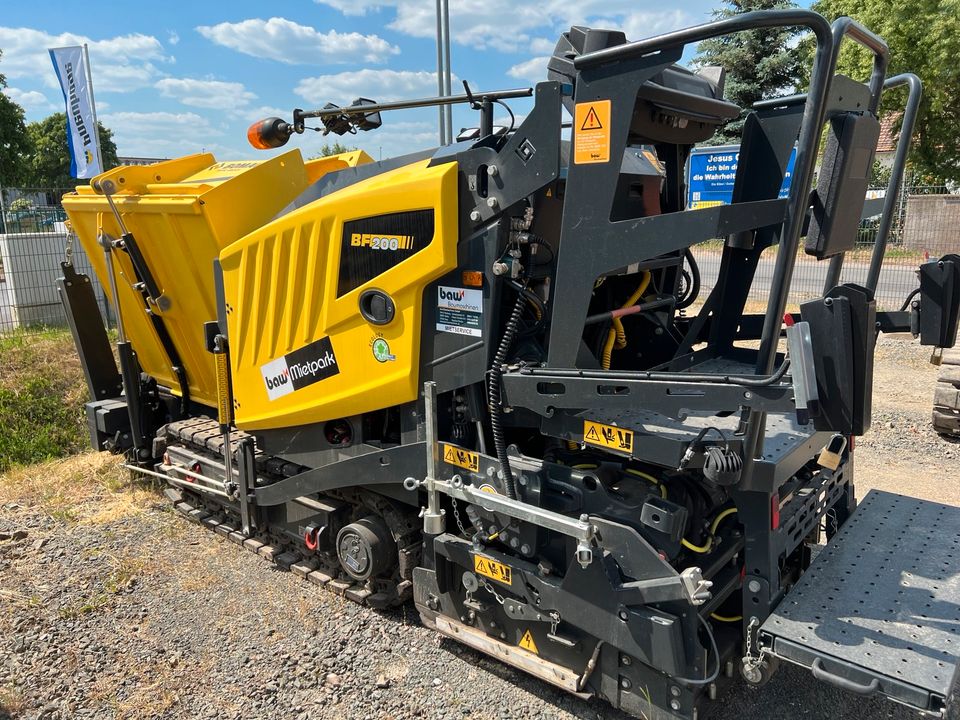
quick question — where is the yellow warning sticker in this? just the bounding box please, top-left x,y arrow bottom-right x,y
474,555 -> 512,586
583,420 -> 634,454
442,443 -> 480,472
573,99 -> 611,164
519,629 -> 539,654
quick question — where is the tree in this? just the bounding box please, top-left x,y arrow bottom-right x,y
308,141 -> 356,159
0,49 -> 31,187
23,113 -> 118,189
808,0 -> 960,184
693,0 -> 804,144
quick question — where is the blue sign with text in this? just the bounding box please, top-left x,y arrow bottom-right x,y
687,144 -> 796,209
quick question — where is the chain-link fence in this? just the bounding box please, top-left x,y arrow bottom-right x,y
0,184 -> 956,335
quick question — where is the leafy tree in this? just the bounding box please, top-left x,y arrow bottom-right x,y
808,0 -> 960,184
693,0 -> 803,144
309,141 -> 356,159
24,112 -> 118,189
0,49 -> 31,187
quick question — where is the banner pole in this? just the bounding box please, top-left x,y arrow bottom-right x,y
82,44 -> 104,173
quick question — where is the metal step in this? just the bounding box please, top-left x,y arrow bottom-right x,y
760,490 -> 960,717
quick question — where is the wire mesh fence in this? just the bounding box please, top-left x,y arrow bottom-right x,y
0,184 -> 956,336
692,185 -> 957,312
0,186 -> 113,334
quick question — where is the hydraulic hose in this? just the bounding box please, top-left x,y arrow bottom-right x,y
709,507 -> 738,536
682,506 -> 740,554
602,271 -> 651,369
625,468 -> 667,499
677,248 -> 701,310
899,287 -> 921,312
487,287 -> 527,499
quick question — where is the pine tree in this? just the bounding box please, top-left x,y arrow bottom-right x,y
693,0 -> 803,144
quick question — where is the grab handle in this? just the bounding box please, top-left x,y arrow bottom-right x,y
811,658 -> 880,696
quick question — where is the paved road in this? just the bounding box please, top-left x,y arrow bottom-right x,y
697,252 -> 919,309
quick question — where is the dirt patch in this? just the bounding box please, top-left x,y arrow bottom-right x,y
855,333 -> 960,502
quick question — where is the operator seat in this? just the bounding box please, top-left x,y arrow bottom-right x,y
548,26 -> 741,145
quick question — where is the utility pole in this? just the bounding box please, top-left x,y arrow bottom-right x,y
435,0 -> 453,145
441,0 -> 452,144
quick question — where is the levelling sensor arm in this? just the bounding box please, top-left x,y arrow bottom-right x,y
246,87 -> 533,149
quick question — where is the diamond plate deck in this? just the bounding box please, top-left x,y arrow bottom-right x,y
761,490 -> 960,716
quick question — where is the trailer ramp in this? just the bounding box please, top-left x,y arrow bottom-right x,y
760,490 -> 960,717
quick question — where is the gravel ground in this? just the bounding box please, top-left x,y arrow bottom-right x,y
1,334 -> 957,720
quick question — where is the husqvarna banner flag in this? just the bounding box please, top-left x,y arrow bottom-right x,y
49,46 -> 102,178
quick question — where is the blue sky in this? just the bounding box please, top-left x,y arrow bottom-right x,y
0,1 -> 721,163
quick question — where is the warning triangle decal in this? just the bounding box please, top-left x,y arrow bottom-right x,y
580,106 -> 603,131
519,629 -> 539,654
584,425 -> 601,442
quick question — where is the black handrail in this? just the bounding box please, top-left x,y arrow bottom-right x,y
573,9 -> 832,70
822,73 -> 922,293
829,16 -> 888,114
865,74 -> 922,293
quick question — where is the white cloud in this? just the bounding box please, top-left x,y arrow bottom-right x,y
100,111 -> 224,158
240,105 -> 291,124
313,0 -> 391,16
196,17 -> 398,65
168,31 -> 180,46
0,27 -> 172,92
295,69 -> 446,105
156,78 -> 257,110
609,10 -> 694,42
2,87 -> 55,113
529,38 -> 558,54
507,56 -> 551,84
314,1 -> 698,52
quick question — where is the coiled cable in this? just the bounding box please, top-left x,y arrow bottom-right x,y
487,287 -> 527,499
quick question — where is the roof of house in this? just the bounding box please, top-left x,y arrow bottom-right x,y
876,112 -> 903,154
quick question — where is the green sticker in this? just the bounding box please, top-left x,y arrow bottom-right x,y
372,337 -> 395,363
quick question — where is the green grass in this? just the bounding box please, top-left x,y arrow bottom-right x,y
0,328 -> 89,472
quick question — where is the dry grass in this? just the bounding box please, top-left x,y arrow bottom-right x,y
0,452 -> 157,525
0,686 -> 26,717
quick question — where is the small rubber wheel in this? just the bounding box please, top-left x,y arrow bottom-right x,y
336,516 -> 396,581
740,656 -> 780,688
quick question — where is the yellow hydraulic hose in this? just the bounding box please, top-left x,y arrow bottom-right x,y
681,537 -> 712,554
625,468 -> 667,499
709,613 -> 743,622
682,507 -> 740,555
601,271 -> 652,370
709,507 -> 738,536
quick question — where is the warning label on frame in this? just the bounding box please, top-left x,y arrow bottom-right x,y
573,99 -> 611,164
437,286 -> 483,337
